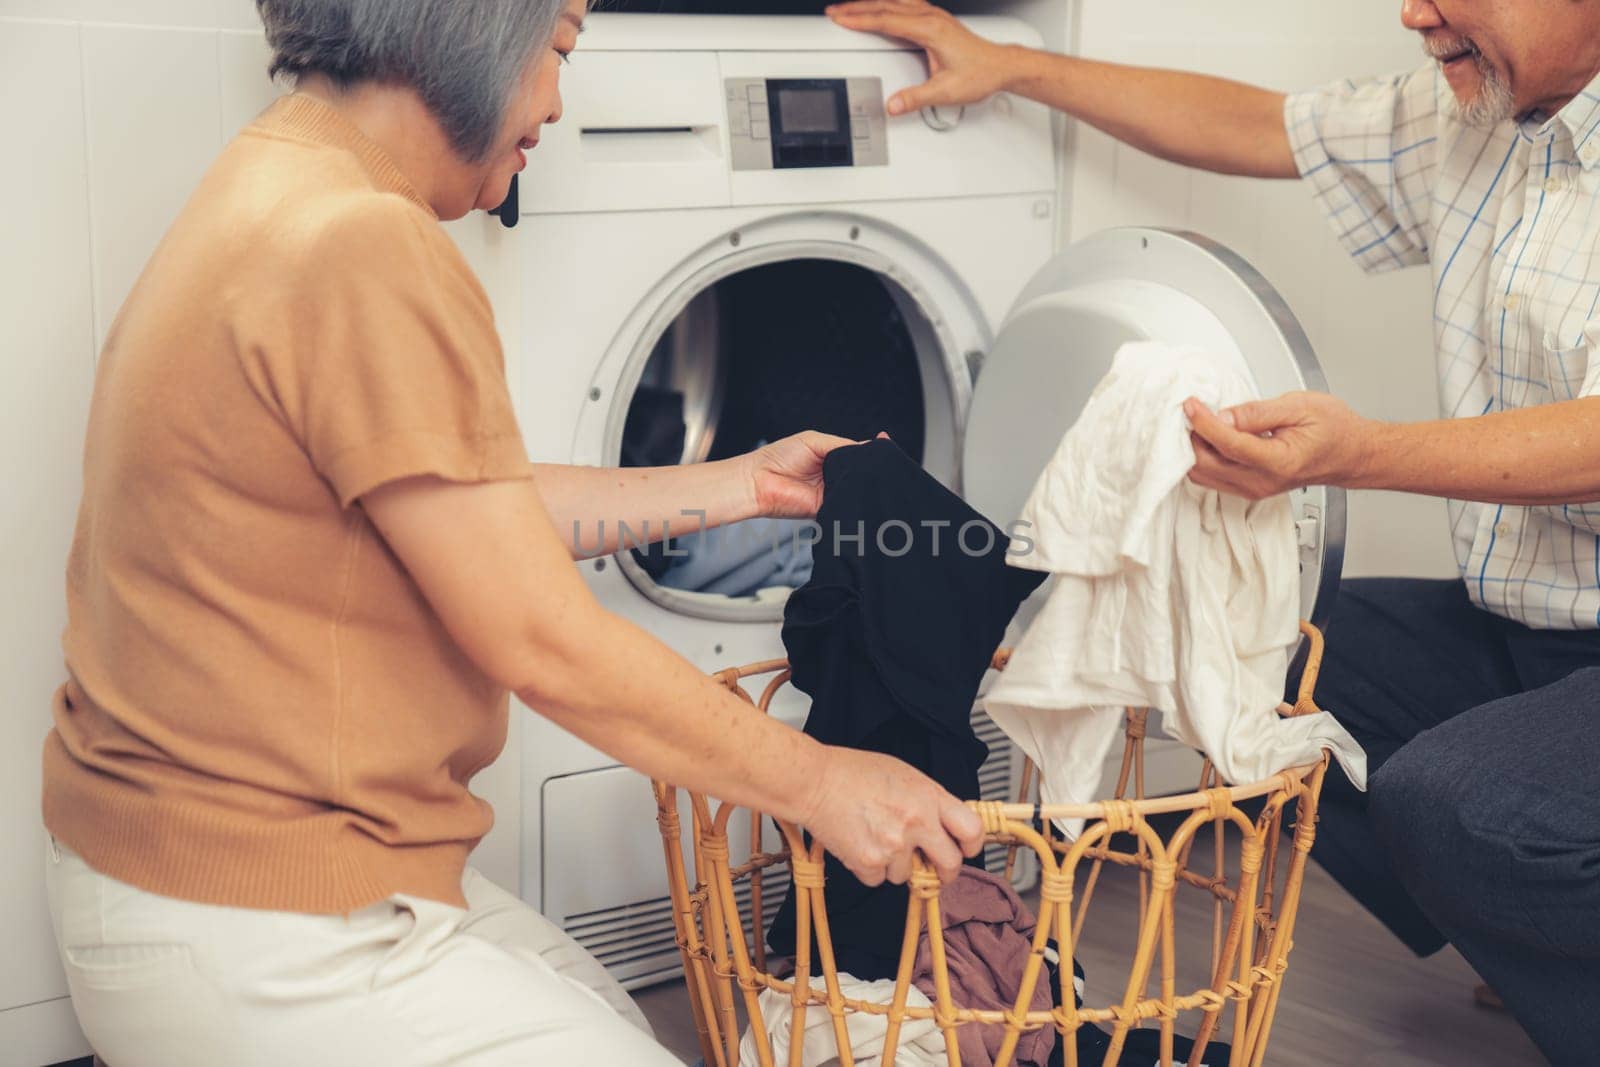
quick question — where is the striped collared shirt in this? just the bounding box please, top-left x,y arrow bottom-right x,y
1286,63 -> 1600,629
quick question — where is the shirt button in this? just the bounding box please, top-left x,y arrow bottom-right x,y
1582,143 -> 1600,166
1503,293 -> 1521,310
1496,521 -> 1513,537
1544,175 -> 1568,193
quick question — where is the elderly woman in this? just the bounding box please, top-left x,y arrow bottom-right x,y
40,1 -> 983,1062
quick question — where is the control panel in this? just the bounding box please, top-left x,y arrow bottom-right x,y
726,76 -> 888,171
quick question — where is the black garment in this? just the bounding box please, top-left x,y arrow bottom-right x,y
1043,947 -> 1231,1067
1308,578 -> 1600,1066
619,385 -> 687,471
620,387 -> 689,581
1067,1027 -> 1231,1067
766,440 -> 1046,979
705,261 -> 926,463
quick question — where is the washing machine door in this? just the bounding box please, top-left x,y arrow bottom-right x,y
960,226 -> 1345,629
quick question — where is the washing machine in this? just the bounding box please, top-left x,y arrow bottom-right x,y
504,14 -> 1344,988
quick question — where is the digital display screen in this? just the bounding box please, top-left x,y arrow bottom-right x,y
777,88 -> 841,133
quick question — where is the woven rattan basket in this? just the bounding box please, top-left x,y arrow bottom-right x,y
653,622 -> 1333,1067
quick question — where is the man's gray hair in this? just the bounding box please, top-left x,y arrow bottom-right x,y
256,0 -> 567,161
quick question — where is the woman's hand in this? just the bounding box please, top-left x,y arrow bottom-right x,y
1184,391 -> 1378,499
800,745 -> 986,887
827,0 -> 1015,116
744,431 -> 856,519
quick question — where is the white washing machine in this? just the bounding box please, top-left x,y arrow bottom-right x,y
503,14 -> 1344,988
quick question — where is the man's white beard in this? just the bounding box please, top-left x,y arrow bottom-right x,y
1446,53 -> 1518,127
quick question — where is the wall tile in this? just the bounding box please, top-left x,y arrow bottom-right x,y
219,27 -> 278,136
81,23 -> 222,348
0,16 -> 94,1016
1068,0 -> 1455,577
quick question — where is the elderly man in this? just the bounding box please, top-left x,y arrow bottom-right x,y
827,0 -> 1600,1060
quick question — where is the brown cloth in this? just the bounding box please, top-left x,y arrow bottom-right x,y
913,867 -> 1055,1067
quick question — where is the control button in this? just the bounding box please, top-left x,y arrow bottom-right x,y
849,99 -> 869,117
751,119 -> 770,141
850,117 -> 870,140
921,104 -> 964,132
730,109 -> 750,137
746,84 -> 767,104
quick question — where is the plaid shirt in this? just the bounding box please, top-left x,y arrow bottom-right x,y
1286,63 -> 1600,629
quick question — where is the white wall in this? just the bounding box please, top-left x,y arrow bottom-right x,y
0,6 -> 279,1061
1064,0 -> 1458,580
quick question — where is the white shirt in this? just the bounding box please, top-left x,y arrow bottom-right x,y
739,974 -> 945,1066
1286,65 -> 1600,629
985,343 -> 1367,834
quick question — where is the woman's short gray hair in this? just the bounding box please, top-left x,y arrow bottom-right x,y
256,0 -> 567,162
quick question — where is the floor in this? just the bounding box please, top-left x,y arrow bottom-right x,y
43,859 -> 1548,1067
632,858 -> 1547,1066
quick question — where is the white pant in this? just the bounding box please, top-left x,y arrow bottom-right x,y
44,838 -> 680,1066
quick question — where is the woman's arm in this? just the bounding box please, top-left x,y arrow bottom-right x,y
827,0 -> 1298,179
537,431 -> 853,558
361,472 -> 984,887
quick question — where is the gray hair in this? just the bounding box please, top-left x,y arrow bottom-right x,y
256,0 -> 567,161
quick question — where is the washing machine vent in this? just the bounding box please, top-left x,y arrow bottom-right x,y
580,711 -> 1019,990
565,861 -> 794,991
973,707 -> 1015,873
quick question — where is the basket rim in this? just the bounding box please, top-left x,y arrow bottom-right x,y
694,622 -> 1330,822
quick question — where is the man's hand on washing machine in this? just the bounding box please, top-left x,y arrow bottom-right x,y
744,431 -> 856,518
800,746 -> 985,888
1183,391 -> 1379,500
827,0 -> 1013,116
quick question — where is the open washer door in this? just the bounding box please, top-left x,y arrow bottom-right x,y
961,227 -> 1345,630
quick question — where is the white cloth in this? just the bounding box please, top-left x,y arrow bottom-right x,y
43,837 -> 671,1067
1286,65 -> 1600,629
739,973 -> 947,1067
985,342 -> 1367,835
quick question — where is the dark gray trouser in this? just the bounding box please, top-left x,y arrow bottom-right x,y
1307,578 -> 1600,1065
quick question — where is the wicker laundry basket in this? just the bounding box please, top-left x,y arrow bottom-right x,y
653,623 -> 1333,1067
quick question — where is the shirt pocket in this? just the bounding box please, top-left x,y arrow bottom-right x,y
1539,330 -> 1591,401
